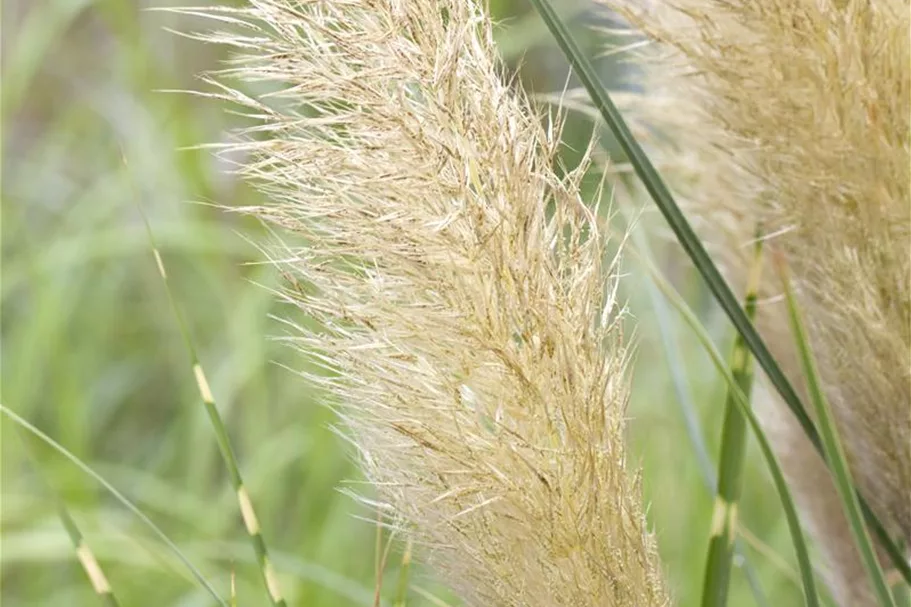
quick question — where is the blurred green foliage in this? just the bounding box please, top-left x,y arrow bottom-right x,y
2,1 -> 804,605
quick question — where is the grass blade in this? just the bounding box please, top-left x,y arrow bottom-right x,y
892,541 -> 910,606
620,206 -> 769,607
626,251 -> 820,607
525,1 -> 910,582
893,571 -> 911,605
56,506 -> 122,607
700,237 -> 763,607
11,427 -> 121,606
778,259 -> 895,607
393,538 -> 413,607
0,404 -> 225,605
134,201 -> 287,607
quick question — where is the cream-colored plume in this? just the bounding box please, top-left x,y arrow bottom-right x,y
599,1 -> 910,604
187,0 -> 669,604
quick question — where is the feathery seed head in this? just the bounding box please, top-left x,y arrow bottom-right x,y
600,1 -> 910,604
189,1 -> 669,604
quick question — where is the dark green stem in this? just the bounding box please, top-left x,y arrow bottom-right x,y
700,239 -> 763,607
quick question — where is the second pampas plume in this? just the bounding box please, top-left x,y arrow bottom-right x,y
600,1 -> 910,604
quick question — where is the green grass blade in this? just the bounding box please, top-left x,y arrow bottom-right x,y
778,260 -> 895,607
56,506 -> 122,607
393,538 -> 413,607
894,573 -> 911,607
626,252 -> 820,607
621,209 -> 715,486
0,404 -> 225,605
1,0 -> 97,119
11,427 -> 121,606
134,201 -> 287,607
620,207 -> 769,607
410,586 -> 456,607
700,238 -> 763,607
525,1 -> 910,583
892,541 -> 910,606
865,505 -> 911,583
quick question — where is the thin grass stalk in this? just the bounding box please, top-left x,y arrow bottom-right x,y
625,250 -> 820,607
779,259 -> 895,607
374,509 -> 384,607
393,539 -> 413,607
895,587 -> 910,607
10,425 -> 121,606
411,586 -> 455,607
526,1 -> 910,582
892,541 -> 910,607
700,237 -> 763,607
135,204 -> 286,607
620,206 -> 768,607
55,503 -> 121,607
373,511 -> 397,607
0,405 -> 226,605
893,574 -> 910,607
618,207 -> 715,486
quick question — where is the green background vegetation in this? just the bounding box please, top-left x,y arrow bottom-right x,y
2,0 -> 805,604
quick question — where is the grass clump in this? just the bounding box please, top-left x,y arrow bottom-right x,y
3,0 -> 908,606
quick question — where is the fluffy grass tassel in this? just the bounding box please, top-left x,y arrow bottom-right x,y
184,0 -> 670,605
599,1 -> 910,604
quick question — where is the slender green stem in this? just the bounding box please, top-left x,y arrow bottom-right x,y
779,260 -> 895,607
393,539 -> 413,607
891,541 -> 911,606
56,506 -> 122,607
11,426 -> 121,606
374,508 -> 385,607
893,571 -> 911,607
134,201 -> 287,607
700,238 -> 763,607
1,405 -> 225,605
629,251 -> 820,607
620,207 -> 769,607
525,0 -> 910,583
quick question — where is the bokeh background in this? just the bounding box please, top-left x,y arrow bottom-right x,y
3,1 -> 805,605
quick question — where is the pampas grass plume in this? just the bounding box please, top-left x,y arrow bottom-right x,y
599,1 -> 910,604
185,1 -> 670,604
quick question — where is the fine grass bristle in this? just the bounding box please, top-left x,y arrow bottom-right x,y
535,0 -> 910,598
